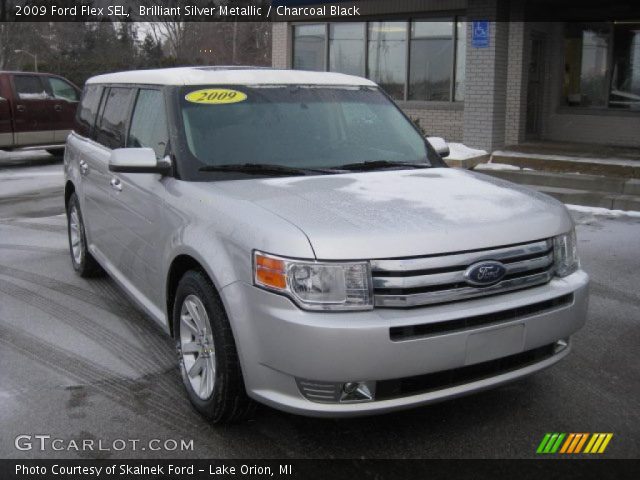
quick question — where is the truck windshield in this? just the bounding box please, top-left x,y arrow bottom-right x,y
177,85 -> 440,179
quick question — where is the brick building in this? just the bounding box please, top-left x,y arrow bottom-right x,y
271,0 -> 640,152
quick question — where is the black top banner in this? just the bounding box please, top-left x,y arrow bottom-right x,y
1,0 -> 640,22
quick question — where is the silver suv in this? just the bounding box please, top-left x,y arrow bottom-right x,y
64,67 -> 589,423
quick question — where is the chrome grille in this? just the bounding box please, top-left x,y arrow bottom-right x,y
372,239 -> 555,308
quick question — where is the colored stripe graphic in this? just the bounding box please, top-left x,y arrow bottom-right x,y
574,433 -> 589,453
544,433 -> 559,453
585,433 -> 614,454
538,433 -> 613,454
559,433 -> 575,453
537,433 -> 566,454
550,433 -> 565,453
598,434 -> 613,453
567,434 -> 583,453
537,433 -> 552,454
584,434 -> 599,453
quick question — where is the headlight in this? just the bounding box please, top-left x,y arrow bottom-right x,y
554,228 -> 580,277
253,251 -> 373,311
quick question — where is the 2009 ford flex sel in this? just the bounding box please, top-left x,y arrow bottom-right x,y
64,67 -> 589,423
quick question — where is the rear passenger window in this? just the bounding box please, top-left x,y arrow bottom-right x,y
13,75 -> 49,100
48,77 -> 79,102
95,87 -> 133,149
128,89 -> 169,159
75,86 -> 102,138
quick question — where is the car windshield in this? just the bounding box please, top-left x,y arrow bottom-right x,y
176,84 -> 440,179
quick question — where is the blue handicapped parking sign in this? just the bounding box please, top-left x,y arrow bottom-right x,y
472,21 -> 490,48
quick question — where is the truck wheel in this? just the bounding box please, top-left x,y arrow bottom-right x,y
174,270 -> 256,424
47,148 -> 64,156
67,193 -> 102,277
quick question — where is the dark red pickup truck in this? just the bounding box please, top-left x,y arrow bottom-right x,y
0,71 -> 80,153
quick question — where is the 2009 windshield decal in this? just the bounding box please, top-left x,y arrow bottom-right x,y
185,89 -> 247,104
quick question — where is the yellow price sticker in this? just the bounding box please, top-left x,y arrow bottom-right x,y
185,88 -> 247,104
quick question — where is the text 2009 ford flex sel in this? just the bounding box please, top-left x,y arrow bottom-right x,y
64,67 -> 588,423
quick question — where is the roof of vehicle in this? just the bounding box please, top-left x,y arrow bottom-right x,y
86,66 -> 377,87
0,71 -> 67,77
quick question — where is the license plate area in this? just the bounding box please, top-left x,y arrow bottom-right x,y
465,324 -> 525,365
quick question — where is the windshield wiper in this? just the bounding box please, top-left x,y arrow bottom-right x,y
198,163 -> 338,176
336,160 -> 430,171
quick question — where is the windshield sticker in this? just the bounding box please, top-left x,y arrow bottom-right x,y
185,88 -> 247,104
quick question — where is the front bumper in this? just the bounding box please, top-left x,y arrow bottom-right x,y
221,270 -> 589,417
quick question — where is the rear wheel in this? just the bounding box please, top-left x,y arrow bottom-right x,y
174,270 -> 255,424
67,193 -> 102,277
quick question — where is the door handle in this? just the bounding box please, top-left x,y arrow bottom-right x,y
110,177 -> 122,192
54,104 -> 62,112
16,104 -> 25,112
79,160 -> 89,174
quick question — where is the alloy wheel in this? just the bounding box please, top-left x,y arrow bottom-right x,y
179,294 -> 216,399
69,205 -> 83,265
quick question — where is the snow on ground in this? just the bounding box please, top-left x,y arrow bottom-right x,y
491,150 -> 640,167
474,162 -> 534,171
446,142 -> 487,160
566,204 -> 640,218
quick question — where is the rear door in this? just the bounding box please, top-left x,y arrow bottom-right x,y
44,76 -> 81,143
86,86 -> 135,265
0,75 -> 12,147
11,74 -> 56,145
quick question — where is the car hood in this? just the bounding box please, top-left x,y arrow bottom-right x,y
212,168 -> 573,260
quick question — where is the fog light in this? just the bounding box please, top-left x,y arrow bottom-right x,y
340,381 -> 375,402
554,338 -> 569,353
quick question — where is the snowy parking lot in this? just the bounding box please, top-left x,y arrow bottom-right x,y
0,151 -> 639,459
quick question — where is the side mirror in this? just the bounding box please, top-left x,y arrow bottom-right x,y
108,148 -> 171,174
427,136 -> 450,158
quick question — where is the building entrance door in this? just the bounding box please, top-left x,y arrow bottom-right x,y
526,33 -> 546,139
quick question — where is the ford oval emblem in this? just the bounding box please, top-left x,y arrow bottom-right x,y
464,261 -> 507,286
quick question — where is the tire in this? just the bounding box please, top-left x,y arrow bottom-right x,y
174,270 -> 256,424
67,193 -> 102,277
47,148 -> 65,156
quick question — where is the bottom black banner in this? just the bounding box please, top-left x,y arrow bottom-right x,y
1,459 -> 639,480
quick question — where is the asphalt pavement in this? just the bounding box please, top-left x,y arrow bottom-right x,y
0,151 -> 638,459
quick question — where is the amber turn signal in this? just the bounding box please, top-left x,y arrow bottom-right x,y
255,253 -> 287,290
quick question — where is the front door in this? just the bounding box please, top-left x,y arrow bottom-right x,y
526,34 -> 546,139
106,88 -> 170,310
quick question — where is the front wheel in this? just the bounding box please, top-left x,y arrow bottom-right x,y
174,270 -> 255,424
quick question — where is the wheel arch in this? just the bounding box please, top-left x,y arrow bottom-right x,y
64,180 -> 75,210
166,254 -> 219,338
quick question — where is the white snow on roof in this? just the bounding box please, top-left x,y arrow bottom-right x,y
86,67 -> 377,87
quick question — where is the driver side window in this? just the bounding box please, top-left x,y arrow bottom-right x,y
128,89 -> 169,159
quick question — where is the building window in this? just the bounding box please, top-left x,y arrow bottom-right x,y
409,20 -> 454,101
293,24 -> 326,71
292,18 -> 466,102
330,23 -> 365,76
368,22 -> 407,100
564,22 -> 640,109
455,19 -> 467,102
